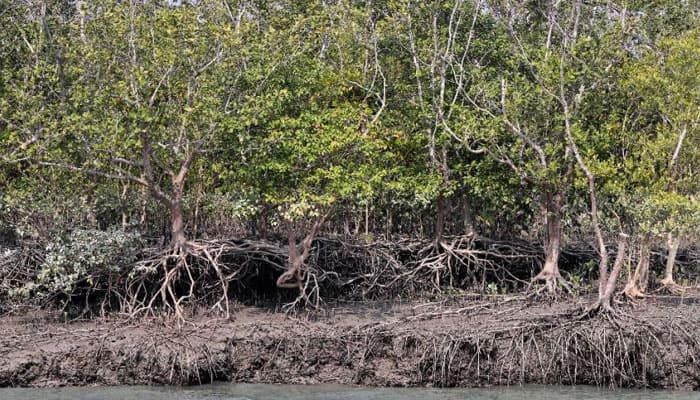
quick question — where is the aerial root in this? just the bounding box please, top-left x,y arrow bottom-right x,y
575,300 -> 618,322
326,235 -> 534,299
656,277 -> 686,296
124,238 -> 288,322
12,235 -> 595,321
103,304 -> 699,388
622,282 -> 646,300
119,235 -> 557,319
527,269 -> 572,297
400,303 -> 691,388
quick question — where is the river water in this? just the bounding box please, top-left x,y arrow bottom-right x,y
1,384 -> 698,400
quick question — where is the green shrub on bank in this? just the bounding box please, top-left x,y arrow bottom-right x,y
11,229 -> 144,300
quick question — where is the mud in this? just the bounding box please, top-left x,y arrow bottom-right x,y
1,294 -> 699,390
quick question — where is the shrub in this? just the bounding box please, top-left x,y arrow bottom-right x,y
12,228 -> 144,301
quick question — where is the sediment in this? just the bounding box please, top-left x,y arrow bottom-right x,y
1,294 -> 699,390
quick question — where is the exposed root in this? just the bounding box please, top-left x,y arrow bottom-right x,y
125,239 -> 288,322
657,278 -> 686,296
622,242 -> 650,301
0,243 -> 44,292
314,235 -> 537,300
3,235 -> 605,319
527,269 -> 572,296
3,235 -> 548,320
3,294 -> 700,389
0,242 -> 45,316
622,282 -> 646,300
576,299 -> 618,321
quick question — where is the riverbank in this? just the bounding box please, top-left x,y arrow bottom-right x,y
1,294 -> 699,390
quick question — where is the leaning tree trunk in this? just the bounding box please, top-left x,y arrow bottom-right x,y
596,234 -> 628,311
623,241 -> 650,299
564,101 -> 625,313
531,191 -> 568,292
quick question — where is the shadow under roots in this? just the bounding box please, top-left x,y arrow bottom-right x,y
122,239 -> 303,319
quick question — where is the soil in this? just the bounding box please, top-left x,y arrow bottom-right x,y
1,292 -> 699,390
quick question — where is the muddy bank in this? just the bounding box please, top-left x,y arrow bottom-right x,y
1,295 -> 699,390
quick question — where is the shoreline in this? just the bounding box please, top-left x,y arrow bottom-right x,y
1,294 -> 699,390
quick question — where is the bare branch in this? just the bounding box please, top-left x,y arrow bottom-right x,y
37,160 -> 147,186
148,65 -> 174,107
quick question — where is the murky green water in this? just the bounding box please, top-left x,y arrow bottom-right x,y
1,384 -> 697,400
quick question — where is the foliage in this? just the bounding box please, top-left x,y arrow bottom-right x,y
12,229 -> 143,299
1,0 -> 700,304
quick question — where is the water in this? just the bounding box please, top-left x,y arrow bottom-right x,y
1,384 -> 697,400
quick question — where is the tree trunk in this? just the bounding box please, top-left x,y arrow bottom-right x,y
139,180 -> 148,225
435,194 -> 447,243
623,242 -> 650,299
192,177 -> 203,240
532,191 -> 566,292
661,233 -> 680,286
277,226 -> 305,290
277,214 -> 327,290
170,196 -> 187,251
166,175 -> 188,251
120,181 -> 130,229
639,245 -> 650,293
386,207 -> 392,239
343,213 -> 351,238
462,193 -> 475,236
258,206 -> 268,239
365,203 -> 370,238
598,234 -> 628,311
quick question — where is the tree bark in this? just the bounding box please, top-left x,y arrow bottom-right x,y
598,234 -> 628,310
276,213 -> 328,290
343,212 -> 351,238
462,193 -> 475,236
365,203 -> 370,238
386,207 -> 392,239
544,191 -> 562,272
139,176 -> 148,225
434,194 -> 447,244
623,241 -> 650,298
120,181 -> 130,229
192,177 -> 203,240
258,210 -> 267,239
531,190 -> 566,291
170,187 -> 187,251
661,233 -> 680,286
277,226 -> 305,290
